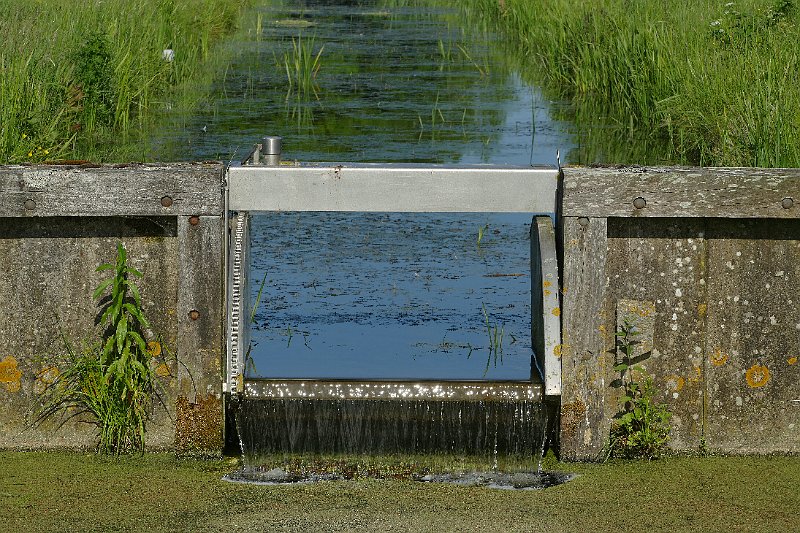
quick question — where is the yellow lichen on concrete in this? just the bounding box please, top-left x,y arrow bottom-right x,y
666,374 -> 685,392
155,363 -> 172,378
0,356 -> 23,393
710,348 -> 729,367
147,341 -> 162,357
551,307 -> 561,317
788,356 -> 797,366
33,366 -> 60,394
745,364 -> 770,388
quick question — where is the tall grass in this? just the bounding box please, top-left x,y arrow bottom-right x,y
459,0 -> 800,167
283,34 -> 325,99
0,0 -> 250,163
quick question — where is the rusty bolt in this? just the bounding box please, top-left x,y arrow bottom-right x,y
782,197 -> 794,209
189,215 -> 200,226
188,309 -> 200,321
161,196 -> 174,208
577,217 -> 590,227
24,199 -> 36,210
633,197 -> 647,209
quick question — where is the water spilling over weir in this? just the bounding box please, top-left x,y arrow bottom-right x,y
235,381 -> 550,458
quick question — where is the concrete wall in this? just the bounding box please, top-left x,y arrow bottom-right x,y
559,167 -> 800,459
2,163 -> 798,459
0,163 -> 225,454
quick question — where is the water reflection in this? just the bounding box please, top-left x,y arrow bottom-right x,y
158,0 -> 574,380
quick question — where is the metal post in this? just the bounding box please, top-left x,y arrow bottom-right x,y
261,136 -> 282,166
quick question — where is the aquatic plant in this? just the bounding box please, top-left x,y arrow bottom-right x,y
283,33 -> 324,99
481,303 -> 504,375
37,244 -> 164,454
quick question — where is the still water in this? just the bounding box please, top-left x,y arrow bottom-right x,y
164,0 -> 575,380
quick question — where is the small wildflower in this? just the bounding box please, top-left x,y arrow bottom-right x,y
21,133 -> 28,139
44,149 -> 49,155
27,151 -> 33,158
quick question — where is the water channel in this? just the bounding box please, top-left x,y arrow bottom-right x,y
159,0 -> 575,383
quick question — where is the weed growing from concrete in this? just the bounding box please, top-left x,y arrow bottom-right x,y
607,317 -> 671,459
37,243 -> 162,454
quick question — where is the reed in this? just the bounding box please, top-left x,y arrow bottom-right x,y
0,0 -> 251,163
283,34 -> 325,99
459,0 -> 800,167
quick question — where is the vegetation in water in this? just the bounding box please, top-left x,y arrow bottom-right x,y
0,0 -> 251,163
282,33 -> 325,99
458,0 -> 800,167
479,303 -> 504,375
607,317 -> 672,460
37,244 -> 165,454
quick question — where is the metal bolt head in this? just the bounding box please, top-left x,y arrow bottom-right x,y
188,309 -> 200,321
577,217 -> 590,227
24,199 -> 36,210
189,215 -> 200,226
633,197 -> 647,209
782,197 -> 794,209
161,196 -> 174,208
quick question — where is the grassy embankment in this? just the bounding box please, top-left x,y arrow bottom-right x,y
0,0 -> 252,163
463,0 -> 800,167
1,451 -> 798,532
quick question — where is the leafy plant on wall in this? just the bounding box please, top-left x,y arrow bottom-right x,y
607,316 -> 672,459
37,243 -> 165,454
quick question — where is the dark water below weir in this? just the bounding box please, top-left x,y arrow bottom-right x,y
236,397 -> 548,457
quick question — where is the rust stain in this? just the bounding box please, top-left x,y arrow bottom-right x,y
175,394 -> 223,456
0,356 -> 22,393
710,348 -> 729,367
561,400 -> 586,444
745,364 -> 770,388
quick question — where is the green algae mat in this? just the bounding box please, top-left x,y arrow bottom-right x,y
1,452 -> 797,532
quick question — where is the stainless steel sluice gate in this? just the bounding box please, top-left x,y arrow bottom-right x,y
224,137 -> 562,399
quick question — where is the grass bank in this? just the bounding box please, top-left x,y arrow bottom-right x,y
0,0 -> 252,163
462,0 -> 800,167
1,451 -> 798,532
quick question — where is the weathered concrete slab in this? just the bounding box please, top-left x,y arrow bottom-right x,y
703,219 -> 800,453
0,164 -> 226,453
561,210 -> 800,458
530,216 -> 561,395
0,163 -> 224,217
0,219 -> 179,448
560,216 -> 610,461
562,167 -> 800,219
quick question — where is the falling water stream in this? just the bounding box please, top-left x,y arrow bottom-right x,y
161,0 -> 577,487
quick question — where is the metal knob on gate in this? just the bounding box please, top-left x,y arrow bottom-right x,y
252,135 -> 282,166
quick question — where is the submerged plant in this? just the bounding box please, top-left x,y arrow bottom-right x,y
37,243 -> 162,454
607,317 -> 671,459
